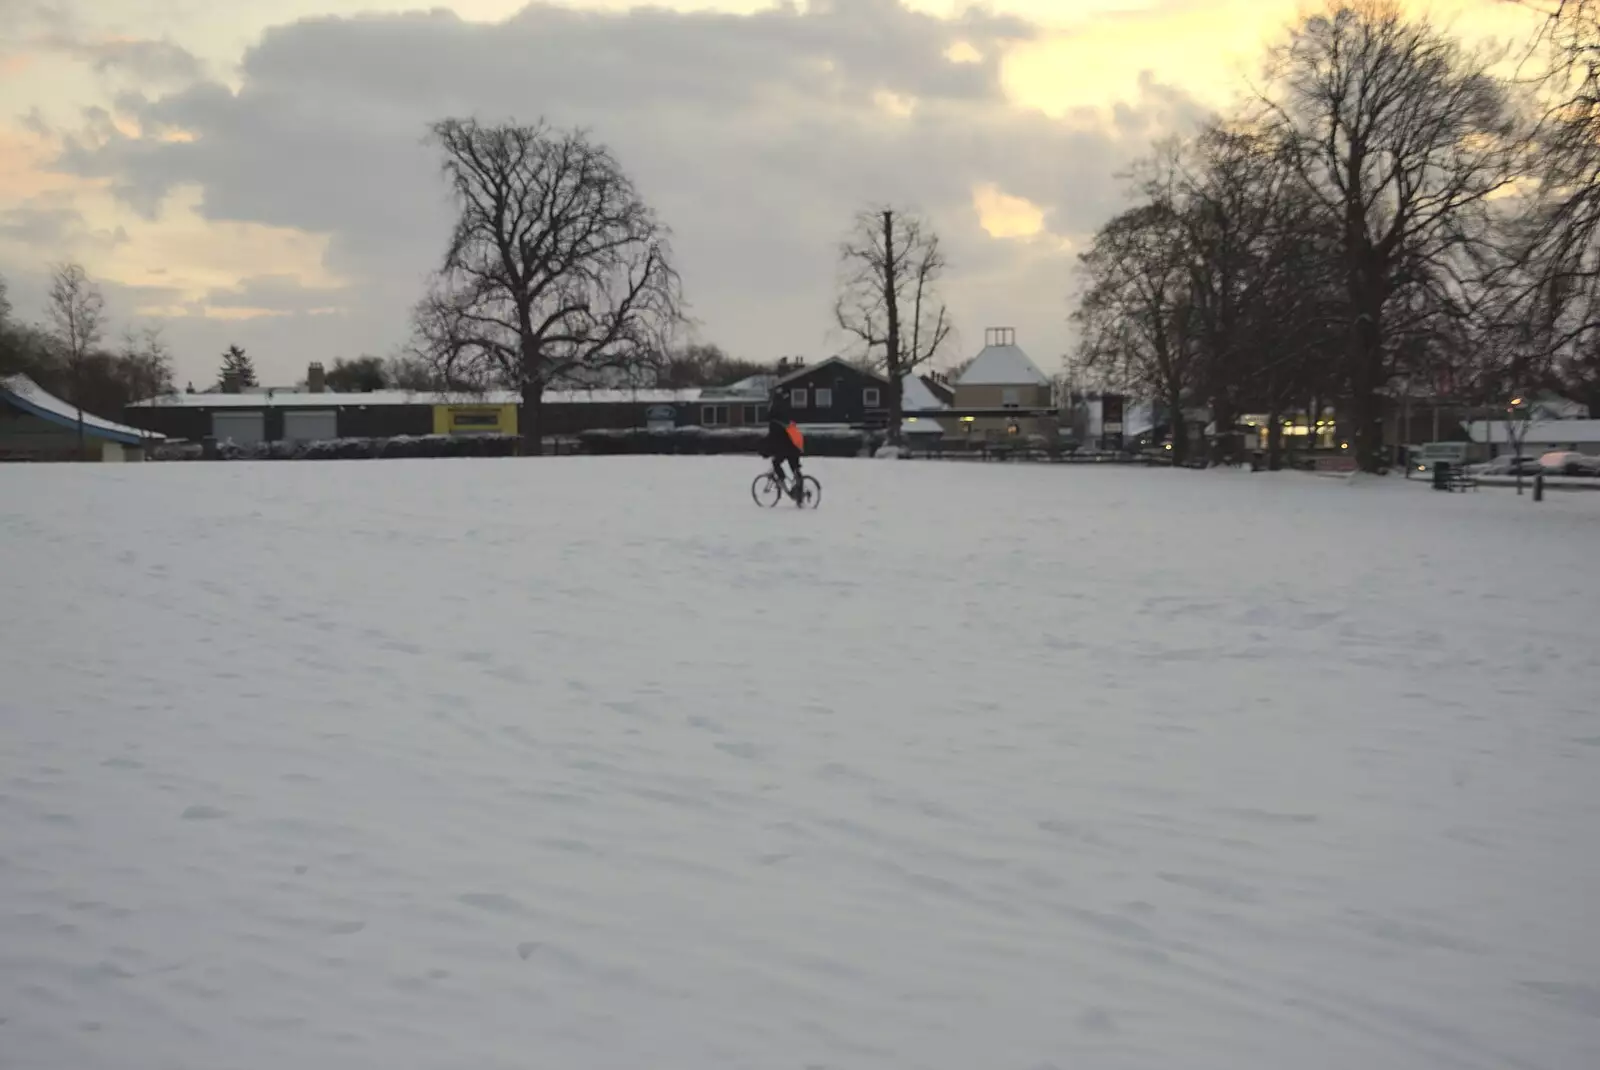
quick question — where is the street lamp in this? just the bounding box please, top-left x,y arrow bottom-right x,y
1507,391 -> 1531,496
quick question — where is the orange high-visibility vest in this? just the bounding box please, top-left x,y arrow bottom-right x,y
785,422 -> 804,450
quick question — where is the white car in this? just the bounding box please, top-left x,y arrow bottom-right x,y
1464,454 -> 1541,477
1537,450 -> 1600,476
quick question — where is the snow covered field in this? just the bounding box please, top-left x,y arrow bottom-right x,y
2,456 -> 1597,1070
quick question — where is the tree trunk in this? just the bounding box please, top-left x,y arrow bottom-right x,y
1209,397 -> 1233,466
1347,269 -> 1387,472
521,380 -> 544,456
1168,388 -> 1186,465
1266,405 -> 1284,471
882,209 -> 902,446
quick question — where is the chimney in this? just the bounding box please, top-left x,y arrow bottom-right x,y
307,361 -> 326,393
985,327 -> 1016,348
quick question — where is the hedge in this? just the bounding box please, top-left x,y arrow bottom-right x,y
576,426 -> 874,457
147,426 -> 880,461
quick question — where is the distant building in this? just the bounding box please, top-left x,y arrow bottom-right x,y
951,327 -> 1054,439
899,372 -> 952,440
124,363 -> 705,445
771,357 -> 891,429
2,374 -> 165,462
1464,418 -> 1600,458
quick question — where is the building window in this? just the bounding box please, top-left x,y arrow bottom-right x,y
864,387 -> 881,407
1002,387 -> 1020,408
814,387 -> 833,409
740,404 -> 758,425
701,404 -> 729,426
756,404 -> 768,423
791,388 -> 808,408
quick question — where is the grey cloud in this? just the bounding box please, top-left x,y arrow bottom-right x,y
4,0 -> 206,82
82,37 -> 207,85
0,206 -> 84,246
33,0 -> 1209,378
0,202 -> 129,249
202,274 -> 350,313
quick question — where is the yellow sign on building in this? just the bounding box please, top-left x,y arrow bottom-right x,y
432,404 -> 518,436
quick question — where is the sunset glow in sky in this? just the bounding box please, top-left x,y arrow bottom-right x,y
0,0 -> 1544,385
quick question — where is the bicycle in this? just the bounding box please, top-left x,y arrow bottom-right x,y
751,465 -> 821,508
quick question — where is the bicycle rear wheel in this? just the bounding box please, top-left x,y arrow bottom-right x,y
795,474 -> 821,508
751,471 -> 783,507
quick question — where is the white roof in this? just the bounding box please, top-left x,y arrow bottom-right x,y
2,373 -> 165,443
954,343 -> 1050,387
130,387 -> 705,408
900,373 -> 947,412
1464,419 -> 1600,446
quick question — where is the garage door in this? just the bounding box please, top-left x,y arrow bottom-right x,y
212,411 -> 265,446
283,409 -> 338,443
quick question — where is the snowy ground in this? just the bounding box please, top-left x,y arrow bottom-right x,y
2,456 -> 1598,1070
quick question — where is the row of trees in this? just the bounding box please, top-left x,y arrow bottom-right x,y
7,118 -> 966,458
1,265 -> 176,456
408,117 -> 960,452
1071,0 -> 1600,471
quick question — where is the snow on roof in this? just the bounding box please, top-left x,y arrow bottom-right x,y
900,373 -> 947,412
774,356 -> 888,387
2,374 -> 165,444
954,343 -> 1051,387
1464,419 -> 1600,446
129,387 -> 705,408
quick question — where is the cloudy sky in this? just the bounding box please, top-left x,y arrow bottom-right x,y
0,0 -> 1540,388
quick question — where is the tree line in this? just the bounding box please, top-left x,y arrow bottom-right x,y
407,115 -> 959,452
1071,0 -> 1600,470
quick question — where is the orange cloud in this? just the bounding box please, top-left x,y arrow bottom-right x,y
0,125 -> 105,201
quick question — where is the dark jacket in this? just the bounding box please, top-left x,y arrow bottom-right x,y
763,392 -> 800,460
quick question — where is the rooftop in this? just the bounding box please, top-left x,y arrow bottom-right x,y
2,374 -> 166,445
954,328 -> 1051,388
129,387 -> 706,409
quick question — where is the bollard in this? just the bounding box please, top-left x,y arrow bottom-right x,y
1534,472 -> 1544,502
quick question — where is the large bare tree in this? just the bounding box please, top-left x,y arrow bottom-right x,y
1073,199 -> 1202,463
834,206 -> 954,444
45,262 -> 106,460
414,117 -> 684,454
1258,0 -> 1522,470
1492,0 -> 1600,411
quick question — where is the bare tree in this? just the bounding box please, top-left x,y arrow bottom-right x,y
1489,0 -> 1600,410
834,206 -> 954,444
45,262 -> 106,460
120,324 -> 175,400
1073,200 -> 1202,463
413,116 -> 684,454
1256,0 -> 1522,470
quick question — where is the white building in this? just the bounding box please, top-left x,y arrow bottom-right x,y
1464,419 -> 1600,457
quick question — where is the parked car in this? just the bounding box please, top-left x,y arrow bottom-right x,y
1536,450 -> 1600,476
1465,454 -> 1542,477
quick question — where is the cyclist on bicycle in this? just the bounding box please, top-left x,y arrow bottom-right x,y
762,389 -> 805,500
